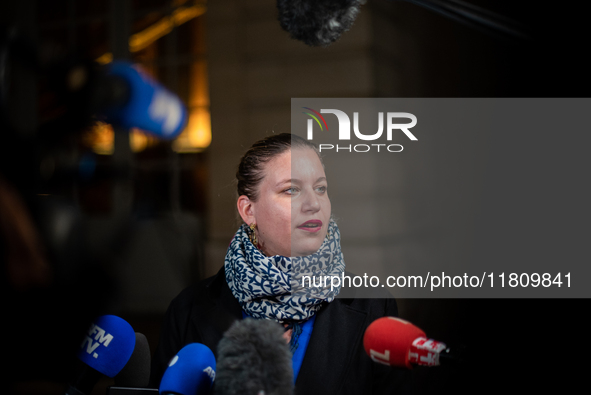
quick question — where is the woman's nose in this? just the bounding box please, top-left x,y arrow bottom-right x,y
301,190 -> 321,212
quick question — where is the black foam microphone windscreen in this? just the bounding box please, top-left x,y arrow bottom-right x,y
215,318 -> 293,395
114,333 -> 151,388
277,0 -> 365,46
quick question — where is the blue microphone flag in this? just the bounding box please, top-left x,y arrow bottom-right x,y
159,343 -> 216,395
77,315 -> 136,378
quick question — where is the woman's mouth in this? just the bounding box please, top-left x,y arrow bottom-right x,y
297,220 -> 323,232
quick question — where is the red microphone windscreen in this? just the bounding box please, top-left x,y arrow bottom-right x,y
363,317 -> 426,369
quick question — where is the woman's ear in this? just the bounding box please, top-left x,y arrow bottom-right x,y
237,195 -> 255,225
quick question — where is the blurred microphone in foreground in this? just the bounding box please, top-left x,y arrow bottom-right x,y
108,332 -> 157,394
66,315 -> 136,395
215,318 -> 293,395
158,343 -> 216,395
363,316 -> 465,369
100,61 -> 187,140
277,0 -> 364,47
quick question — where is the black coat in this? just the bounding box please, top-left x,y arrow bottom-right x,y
150,267 -> 411,394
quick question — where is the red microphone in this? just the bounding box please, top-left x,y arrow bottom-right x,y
363,317 -> 455,369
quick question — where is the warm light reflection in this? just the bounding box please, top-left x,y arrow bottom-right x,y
130,128 -> 159,153
173,59 -> 211,152
173,108 -> 211,152
83,122 -> 157,154
96,53 -> 113,65
96,4 -> 206,64
84,122 -> 114,155
188,61 -> 209,108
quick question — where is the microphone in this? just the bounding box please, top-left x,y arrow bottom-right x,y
113,333 -> 152,387
158,343 -> 216,395
65,315 -> 136,395
363,316 -> 464,369
108,332 -> 159,394
215,318 -> 293,395
99,61 -> 188,139
277,0 -> 364,47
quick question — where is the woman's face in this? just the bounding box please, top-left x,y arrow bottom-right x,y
243,147 -> 331,257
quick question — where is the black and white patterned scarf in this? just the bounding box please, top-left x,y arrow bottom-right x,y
224,220 -> 345,323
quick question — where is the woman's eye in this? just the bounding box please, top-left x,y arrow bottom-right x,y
316,186 -> 327,194
285,187 -> 299,195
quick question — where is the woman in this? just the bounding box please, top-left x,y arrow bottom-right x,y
151,133 -> 410,394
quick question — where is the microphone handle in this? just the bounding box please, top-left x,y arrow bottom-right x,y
64,364 -> 102,395
400,0 -> 529,41
64,384 -> 86,395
